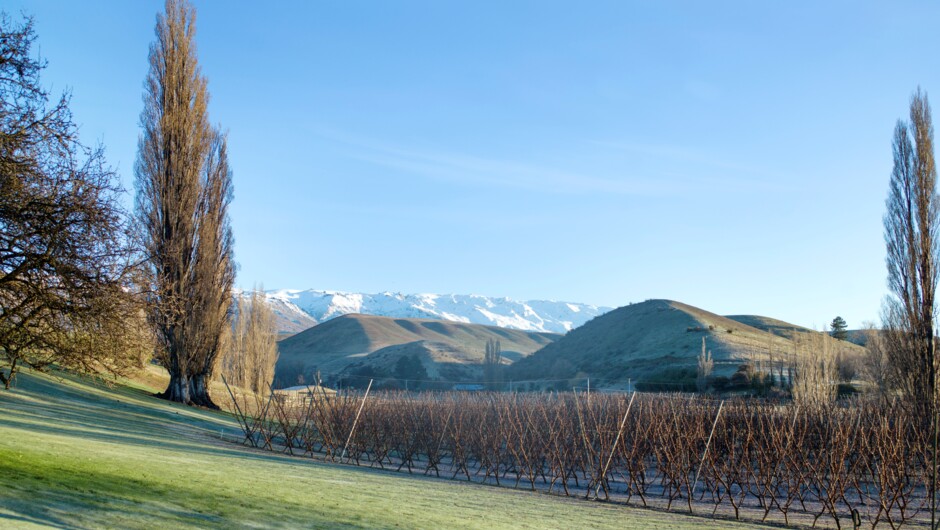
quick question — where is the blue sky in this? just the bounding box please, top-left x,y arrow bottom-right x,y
9,1 -> 940,328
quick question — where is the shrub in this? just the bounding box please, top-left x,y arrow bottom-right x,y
636,367 -> 697,392
837,383 -> 859,398
710,376 -> 730,392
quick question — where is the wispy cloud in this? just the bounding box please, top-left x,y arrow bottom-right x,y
308,126 -> 786,197
592,139 -> 788,193
309,127 -> 686,196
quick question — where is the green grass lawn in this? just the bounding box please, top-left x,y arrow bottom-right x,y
0,371 -> 775,529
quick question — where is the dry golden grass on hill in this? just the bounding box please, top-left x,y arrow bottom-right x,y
275,314 -> 559,385
510,299 -> 867,389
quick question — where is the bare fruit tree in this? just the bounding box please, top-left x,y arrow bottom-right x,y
228,389 -> 937,529
135,0 -> 235,407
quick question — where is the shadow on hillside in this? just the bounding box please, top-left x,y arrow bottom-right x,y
0,512 -> 71,530
0,451 -> 244,528
0,372 -> 302,466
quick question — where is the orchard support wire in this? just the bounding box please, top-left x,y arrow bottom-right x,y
341,378 -> 373,462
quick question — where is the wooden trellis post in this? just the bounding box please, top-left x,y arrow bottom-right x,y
594,391 -> 637,499
692,400 -> 724,497
341,378 -> 373,462
220,374 -> 253,446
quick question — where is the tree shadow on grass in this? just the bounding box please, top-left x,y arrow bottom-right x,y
0,511 -> 71,530
0,371 -> 461,492
0,436 -> 379,530
0,373 -> 302,467
1,457 -> 228,529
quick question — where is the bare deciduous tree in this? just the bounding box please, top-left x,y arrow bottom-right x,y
0,13 -> 140,389
135,0 -> 234,407
861,322 -> 893,399
218,288 -> 278,395
882,88 -> 938,415
483,338 -> 502,390
791,332 -> 837,406
696,337 -> 713,393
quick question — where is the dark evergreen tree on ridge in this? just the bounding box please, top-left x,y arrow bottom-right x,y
830,316 -> 848,341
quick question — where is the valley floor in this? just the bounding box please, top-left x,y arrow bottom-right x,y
0,371 -> 775,529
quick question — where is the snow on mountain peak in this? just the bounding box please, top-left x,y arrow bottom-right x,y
262,289 -> 611,334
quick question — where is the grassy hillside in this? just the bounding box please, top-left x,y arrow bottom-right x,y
845,328 -> 876,347
511,299 -> 866,389
0,370 -> 771,529
724,314 -> 817,341
276,314 -> 559,386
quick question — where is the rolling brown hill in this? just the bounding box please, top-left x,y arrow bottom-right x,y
275,314 -> 560,387
510,299 -> 867,390
724,314 -> 817,341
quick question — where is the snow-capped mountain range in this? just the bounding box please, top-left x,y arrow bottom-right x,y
263,289 -> 612,335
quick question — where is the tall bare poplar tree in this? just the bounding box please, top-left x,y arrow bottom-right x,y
135,0 -> 234,407
791,332 -> 837,407
218,288 -> 278,395
696,337 -> 713,393
883,88 -> 938,416
483,339 -> 502,390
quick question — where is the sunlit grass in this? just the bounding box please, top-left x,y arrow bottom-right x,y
0,371 -> 772,529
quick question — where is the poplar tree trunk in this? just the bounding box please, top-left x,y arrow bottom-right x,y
160,372 -> 216,408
